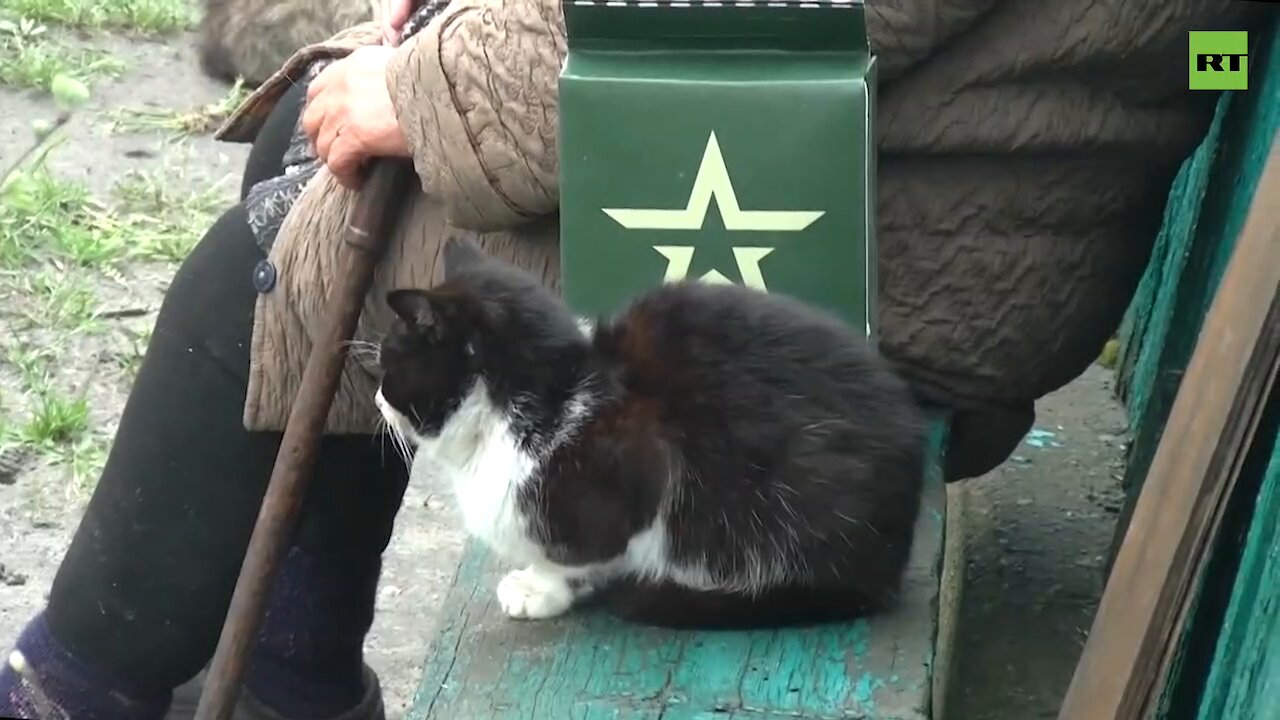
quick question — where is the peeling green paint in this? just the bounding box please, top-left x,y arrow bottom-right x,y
853,672 -> 888,711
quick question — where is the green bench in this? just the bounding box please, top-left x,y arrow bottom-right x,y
407,1 -> 961,717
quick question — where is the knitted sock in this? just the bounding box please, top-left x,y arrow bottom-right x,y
243,546 -> 380,719
0,613 -> 170,720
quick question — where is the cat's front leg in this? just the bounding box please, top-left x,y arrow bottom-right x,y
496,564 -> 604,620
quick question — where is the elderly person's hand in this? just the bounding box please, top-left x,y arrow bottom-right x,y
302,46 -> 410,190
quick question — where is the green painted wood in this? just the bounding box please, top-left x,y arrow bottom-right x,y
1109,20 -> 1280,573
1194,424 -> 1280,720
1105,18 -> 1280,719
1117,19 -> 1280,501
407,422 -> 949,720
1156,397 -> 1280,720
1113,94 -> 1228,404
1117,91 -> 1230,475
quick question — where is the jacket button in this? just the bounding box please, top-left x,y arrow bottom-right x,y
252,259 -> 277,293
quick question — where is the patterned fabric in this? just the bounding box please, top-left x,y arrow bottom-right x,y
242,0 -> 453,253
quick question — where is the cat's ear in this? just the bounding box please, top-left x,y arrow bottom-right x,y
386,289 -> 438,327
442,236 -> 486,279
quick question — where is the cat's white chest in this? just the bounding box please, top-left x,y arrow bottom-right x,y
416,384 -> 542,564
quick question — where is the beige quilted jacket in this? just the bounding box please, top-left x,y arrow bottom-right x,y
218,0 -> 1256,476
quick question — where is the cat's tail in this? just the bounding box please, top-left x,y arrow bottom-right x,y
600,580 -> 885,630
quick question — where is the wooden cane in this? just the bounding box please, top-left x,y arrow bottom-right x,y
194,158 -> 417,720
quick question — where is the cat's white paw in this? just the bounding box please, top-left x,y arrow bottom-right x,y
496,567 -> 575,620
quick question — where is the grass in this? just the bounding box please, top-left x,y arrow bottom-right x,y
1,334 -> 107,493
0,155 -> 232,493
4,343 -> 89,448
114,167 -> 231,261
110,80 -> 250,137
10,269 -> 102,331
20,388 -> 90,446
0,164 -> 127,268
111,324 -> 152,380
0,0 -> 196,34
0,18 -> 125,90
0,335 -> 112,494
0,0 -> 238,496
0,340 -> 106,492
61,435 -> 109,491
1,163 -> 228,269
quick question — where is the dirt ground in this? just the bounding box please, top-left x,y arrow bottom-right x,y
945,364 -> 1128,720
0,7 -> 1127,719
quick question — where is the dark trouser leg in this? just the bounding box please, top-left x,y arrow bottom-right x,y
240,81 -> 307,200
2,203 -> 406,720
943,403 -> 1035,482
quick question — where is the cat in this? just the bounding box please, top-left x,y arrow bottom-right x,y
376,237 -> 929,629
198,0 -> 378,86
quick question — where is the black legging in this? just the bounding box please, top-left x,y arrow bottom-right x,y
240,81 -> 307,198
43,82 -> 409,692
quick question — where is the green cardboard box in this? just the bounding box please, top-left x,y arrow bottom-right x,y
559,0 -> 878,339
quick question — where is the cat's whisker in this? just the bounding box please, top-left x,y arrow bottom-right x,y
384,422 -> 398,452
398,434 -> 414,465
391,425 -> 407,458
376,415 -> 393,465
370,404 -> 413,467
386,420 -> 413,466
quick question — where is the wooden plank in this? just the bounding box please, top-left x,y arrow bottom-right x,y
1057,139 -> 1280,720
1113,91 -> 1230,405
407,421 -> 951,720
929,485 -> 966,720
1109,18 -> 1280,571
1194,427 -> 1280,720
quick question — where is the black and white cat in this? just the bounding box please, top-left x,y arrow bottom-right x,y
376,238 -> 928,629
